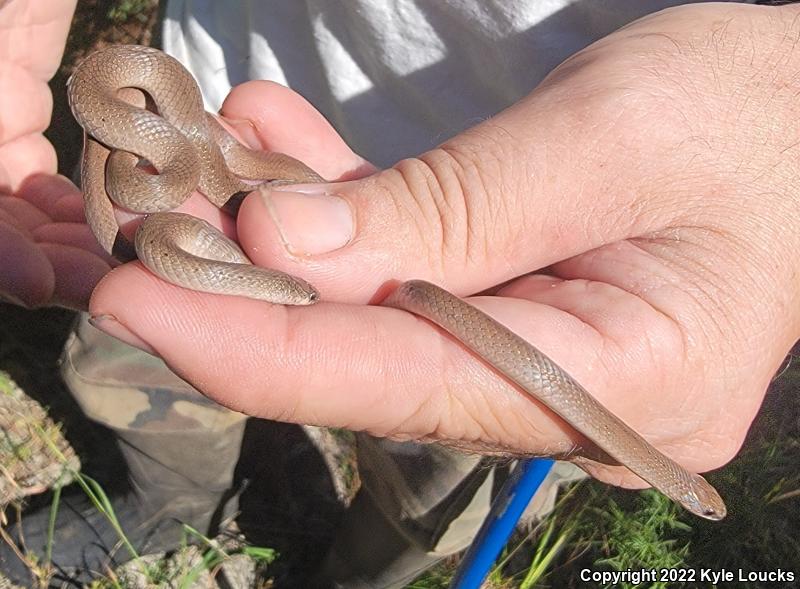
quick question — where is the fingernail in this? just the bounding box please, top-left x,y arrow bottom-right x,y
89,314 -> 157,356
219,116 -> 263,149
261,187 -> 354,256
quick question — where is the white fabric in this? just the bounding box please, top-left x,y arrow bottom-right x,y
163,0 -> 750,167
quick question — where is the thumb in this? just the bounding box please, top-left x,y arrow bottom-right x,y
236,89 -> 664,303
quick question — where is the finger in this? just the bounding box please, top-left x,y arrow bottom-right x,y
546,242 -> 779,461
219,80 -> 375,182
0,196 -> 52,230
0,0 -> 75,79
15,174 -> 84,222
0,62 -> 52,146
226,71 -> 694,304
499,276 -> 710,442
0,134 -> 58,191
39,243 -> 110,310
50,191 -> 87,223
0,220 -> 54,307
90,264 -> 584,448
32,222 -> 117,264
0,207 -> 31,238
90,264 -> 724,480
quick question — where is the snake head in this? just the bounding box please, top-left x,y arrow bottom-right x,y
680,474 -> 727,521
275,274 -> 320,306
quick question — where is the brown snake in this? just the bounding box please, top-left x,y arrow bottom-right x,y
67,45 -> 726,520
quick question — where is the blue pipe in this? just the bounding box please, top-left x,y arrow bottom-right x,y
449,458 -> 555,589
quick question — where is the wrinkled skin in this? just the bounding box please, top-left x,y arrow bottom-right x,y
2,1 -> 799,488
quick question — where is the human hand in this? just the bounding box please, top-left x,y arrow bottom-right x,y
0,0 -> 110,310
90,3 -> 800,488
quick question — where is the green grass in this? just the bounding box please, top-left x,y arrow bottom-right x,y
106,0 -> 153,24
2,422 -> 280,588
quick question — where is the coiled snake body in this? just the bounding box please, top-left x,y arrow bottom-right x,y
68,45 -> 726,521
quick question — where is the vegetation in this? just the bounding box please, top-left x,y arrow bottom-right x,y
106,0 -> 154,25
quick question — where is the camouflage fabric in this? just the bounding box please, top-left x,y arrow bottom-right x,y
62,315 -> 247,492
62,316 -> 246,434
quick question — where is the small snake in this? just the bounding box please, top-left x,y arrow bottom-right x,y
67,45 -> 726,520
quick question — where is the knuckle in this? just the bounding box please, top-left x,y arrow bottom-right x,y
388,135 -> 522,280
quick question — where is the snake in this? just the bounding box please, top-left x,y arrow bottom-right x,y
67,45 -> 726,521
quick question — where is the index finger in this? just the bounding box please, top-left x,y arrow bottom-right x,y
219,80 -> 376,182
